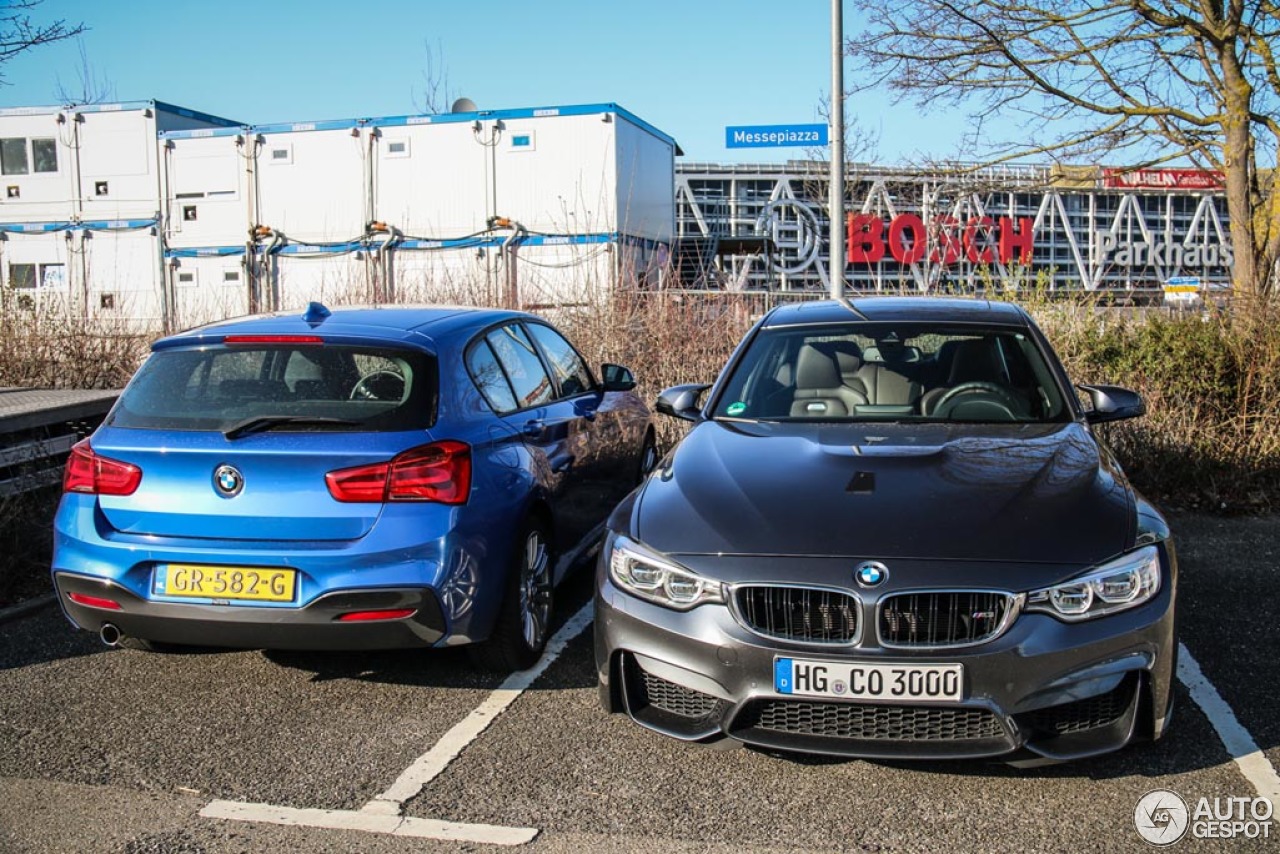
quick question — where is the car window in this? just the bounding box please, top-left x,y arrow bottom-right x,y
712,322 -> 1069,424
109,344 -> 435,431
486,325 -> 554,410
467,339 -> 520,414
526,323 -> 595,399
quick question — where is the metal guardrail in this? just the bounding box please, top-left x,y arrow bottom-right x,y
0,389 -> 119,498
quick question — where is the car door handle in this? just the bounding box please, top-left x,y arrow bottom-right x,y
551,454 -> 576,473
523,419 -> 545,438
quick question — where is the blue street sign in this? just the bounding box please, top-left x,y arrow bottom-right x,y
726,124 -> 828,149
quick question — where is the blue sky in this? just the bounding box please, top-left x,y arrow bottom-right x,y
0,0 -> 989,165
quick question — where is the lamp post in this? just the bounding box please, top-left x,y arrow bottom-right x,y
829,0 -> 846,299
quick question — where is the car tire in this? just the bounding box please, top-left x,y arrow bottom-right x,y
469,516 -> 554,672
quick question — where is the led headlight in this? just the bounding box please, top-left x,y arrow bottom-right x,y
607,534 -> 725,611
1026,545 -> 1161,622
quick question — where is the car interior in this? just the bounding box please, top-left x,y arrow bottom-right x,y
725,326 -> 1066,423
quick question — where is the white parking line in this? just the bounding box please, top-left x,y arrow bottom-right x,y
200,800 -> 538,845
371,603 -> 594,806
1179,642 -> 1280,801
199,602 -> 595,846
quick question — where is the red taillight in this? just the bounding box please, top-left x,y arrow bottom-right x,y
335,609 -> 416,622
325,441 -> 471,504
223,334 -> 324,345
63,440 -> 142,496
67,592 -> 122,610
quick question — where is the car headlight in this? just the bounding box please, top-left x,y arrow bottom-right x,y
607,534 -> 725,611
1025,545 -> 1162,622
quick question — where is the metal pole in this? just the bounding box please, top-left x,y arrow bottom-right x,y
828,0 -> 846,299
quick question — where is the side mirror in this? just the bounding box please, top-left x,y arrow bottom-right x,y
601,363 -> 636,392
1078,384 -> 1146,424
655,383 -> 710,422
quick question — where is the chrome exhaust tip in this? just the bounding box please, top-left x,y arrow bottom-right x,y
99,623 -> 122,647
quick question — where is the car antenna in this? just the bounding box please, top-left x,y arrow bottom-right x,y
303,302 -> 332,327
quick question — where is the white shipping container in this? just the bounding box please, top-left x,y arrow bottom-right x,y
162,130 -> 251,250
171,254 -> 251,330
252,120 -> 367,244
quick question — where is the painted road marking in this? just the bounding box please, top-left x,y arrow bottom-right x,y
371,603 -> 594,807
200,613 -> 1280,845
200,800 -> 537,845
1178,642 -> 1280,801
199,602 -> 595,846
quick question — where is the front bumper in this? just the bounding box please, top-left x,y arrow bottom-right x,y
595,549 -> 1177,763
55,572 -> 447,650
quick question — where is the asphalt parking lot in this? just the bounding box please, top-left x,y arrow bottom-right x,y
1,512 -> 1278,853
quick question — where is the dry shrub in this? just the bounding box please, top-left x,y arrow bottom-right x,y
4,283 -> 1278,512
1023,296 -> 1280,512
548,292 -> 758,449
0,303 -> 151,389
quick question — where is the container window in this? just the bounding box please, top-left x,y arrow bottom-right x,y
32,138 -> 57,173
0,138 -> 28,175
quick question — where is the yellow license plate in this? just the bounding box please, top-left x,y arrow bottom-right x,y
161,565 -> 296,602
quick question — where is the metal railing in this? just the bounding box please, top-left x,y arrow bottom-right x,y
0,389 -> 119,498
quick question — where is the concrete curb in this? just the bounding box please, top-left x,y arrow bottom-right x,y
0,592 -> 56,626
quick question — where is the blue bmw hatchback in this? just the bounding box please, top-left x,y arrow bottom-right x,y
52,303 -> 653,670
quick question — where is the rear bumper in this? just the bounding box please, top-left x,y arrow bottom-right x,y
55,572 -> 447,650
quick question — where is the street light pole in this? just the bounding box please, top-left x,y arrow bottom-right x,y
829,0 -> 845,300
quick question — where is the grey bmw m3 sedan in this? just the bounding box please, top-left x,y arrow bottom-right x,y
594,297 -> 1176,764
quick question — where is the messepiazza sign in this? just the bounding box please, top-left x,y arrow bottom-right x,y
846,214 -> 1035,265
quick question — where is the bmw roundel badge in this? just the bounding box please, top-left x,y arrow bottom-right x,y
213,464 -> 244,498
855,561 -> 888,587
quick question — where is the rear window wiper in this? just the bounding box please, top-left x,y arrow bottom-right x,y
223,415 -> 361,440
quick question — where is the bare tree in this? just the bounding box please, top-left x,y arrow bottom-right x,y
53,38 -> 113,105
412,39 -> 456,115
0,0 -> 84,82
845,0 -> 1280,305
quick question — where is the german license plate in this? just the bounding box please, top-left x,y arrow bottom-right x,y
775,658 -> 963,702
156,564 -> 296,602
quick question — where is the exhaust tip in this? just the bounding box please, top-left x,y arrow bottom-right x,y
99,623 -> 122,647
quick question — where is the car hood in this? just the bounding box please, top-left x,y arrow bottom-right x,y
633,420 -> 1133,566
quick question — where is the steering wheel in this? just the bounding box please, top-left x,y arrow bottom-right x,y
350,370 -> 405,401
933,381 -> 1023,421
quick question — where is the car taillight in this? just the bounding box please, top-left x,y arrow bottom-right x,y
63,440 -> 142,496
223,334 -> 324,345
336,609 -> 416,622
325,441 -> 471,504
67,592 -> 123,610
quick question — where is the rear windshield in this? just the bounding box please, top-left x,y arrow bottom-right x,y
712,322 -> 1070,424
108,344 -> 436,432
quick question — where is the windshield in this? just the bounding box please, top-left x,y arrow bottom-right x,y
108,343 -> 436,432
711,322 -> 1070,424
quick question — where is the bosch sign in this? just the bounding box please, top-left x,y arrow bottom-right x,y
847,214 -> 1035,265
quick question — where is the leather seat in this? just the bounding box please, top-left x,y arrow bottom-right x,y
790,344 -> 867,417
855,344 -> 923,406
